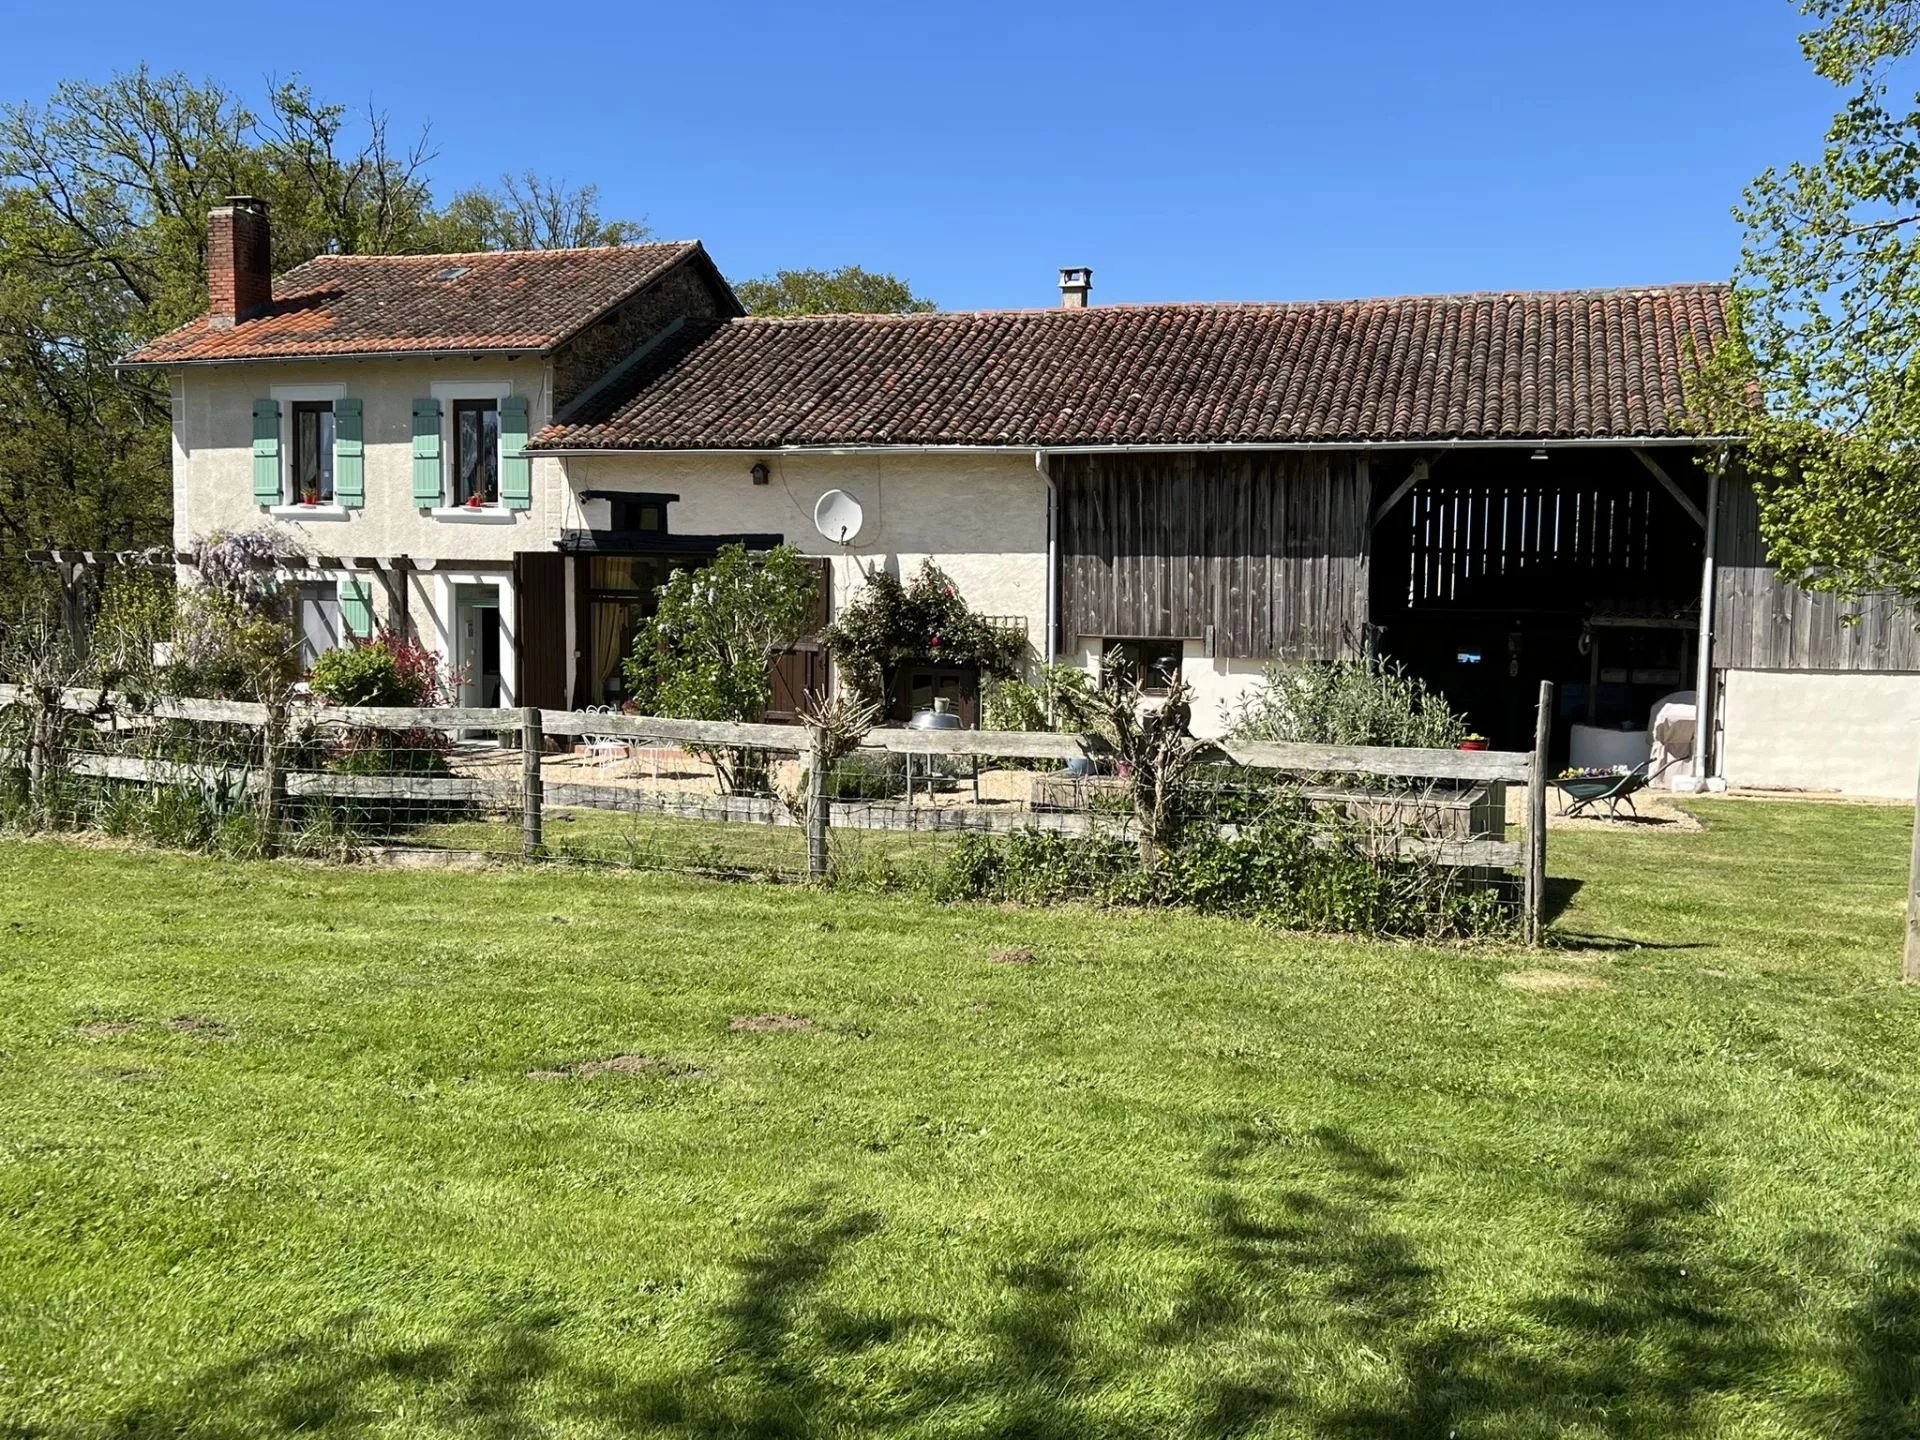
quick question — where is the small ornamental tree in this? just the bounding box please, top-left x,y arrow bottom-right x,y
624,544 -> 821,722
823,560 -> 1026,714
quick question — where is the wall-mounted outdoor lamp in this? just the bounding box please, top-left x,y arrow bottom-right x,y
750,462 -> 770,485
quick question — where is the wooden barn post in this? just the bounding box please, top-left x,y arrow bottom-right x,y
520,707 -> 544,859
1525,680 -> 1554,945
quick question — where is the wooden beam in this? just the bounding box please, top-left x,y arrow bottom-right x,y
1222,739 -> 1532,783
1632,448 -> 1707,529
1372,459 -> 1430,525
540,712 -> 803,748
859,728 -> 1099,762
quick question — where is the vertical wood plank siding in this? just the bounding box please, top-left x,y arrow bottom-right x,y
1713,480 -> 1920,671
1057,452 -> 1370,660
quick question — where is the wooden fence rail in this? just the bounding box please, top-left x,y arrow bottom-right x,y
0,684 -> 1554,941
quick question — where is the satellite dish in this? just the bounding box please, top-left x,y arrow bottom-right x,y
814,489 -> 865,545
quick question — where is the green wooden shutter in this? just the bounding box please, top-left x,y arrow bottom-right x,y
333,398 -> 364,508
411,398 -> 442,505
339,579 -> 373,640
252,399 -> 281,504
500,395 -> 531,511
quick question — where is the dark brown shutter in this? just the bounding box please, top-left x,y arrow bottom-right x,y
514,552 -> 568,711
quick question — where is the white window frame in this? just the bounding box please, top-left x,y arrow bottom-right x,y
430,379 -> 515,518
267,383 -> 349,518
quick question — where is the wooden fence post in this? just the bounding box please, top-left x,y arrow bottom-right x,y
1525,680 -> 1553,945
23,687 -> 46,826
1905,752 -> 1920,982
258,698 -> 287,858
806,724 -> 830,880
520,706 -> 543,860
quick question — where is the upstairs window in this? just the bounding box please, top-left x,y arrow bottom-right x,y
1102,638 -> 1182,696
453,399 -> 500,506
289,400 -> 335,504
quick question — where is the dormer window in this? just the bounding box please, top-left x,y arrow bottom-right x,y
290,400 -> 335,504
453,399 -> 500,507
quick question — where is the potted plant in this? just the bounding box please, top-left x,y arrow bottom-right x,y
465,491 -> 485,509
1459,732 -> 1490,751
300,478 -> 321,506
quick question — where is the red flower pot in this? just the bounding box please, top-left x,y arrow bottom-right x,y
1459,738 -> 1490,751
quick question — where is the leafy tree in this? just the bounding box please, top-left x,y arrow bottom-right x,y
624,544 -> 820,722
433,171 -> 647,251
733,265 -> 934,316
1708,0 -> 1920,601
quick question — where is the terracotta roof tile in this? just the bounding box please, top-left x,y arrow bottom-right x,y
122,242 -> 709,364
534,284 -> 1729,451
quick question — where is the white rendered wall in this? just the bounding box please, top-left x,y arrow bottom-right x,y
1719,669 -> 1920,797
1065,638 -> 1269,740
174,356 -> 562,561
562,451 -> 1050,653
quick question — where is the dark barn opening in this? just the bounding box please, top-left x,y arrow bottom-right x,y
1368,446 -> 1709,757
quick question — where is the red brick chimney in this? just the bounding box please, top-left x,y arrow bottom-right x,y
207,196 -> 272,328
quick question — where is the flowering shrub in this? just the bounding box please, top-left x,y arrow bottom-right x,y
160,588 -> 301,701
310,629 -> 466,778
823,560 -> 1027,713
310,628 -> 461,708
191,526 -> 295,615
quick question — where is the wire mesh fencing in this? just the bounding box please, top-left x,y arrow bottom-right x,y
0,683 -> 1548,938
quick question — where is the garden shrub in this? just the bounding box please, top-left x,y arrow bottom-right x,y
310,629 -> 459,709
1224,654 -> 1469,749
924,804 -> 1514,941
822,750 -> 907,800
310,631 -> 460,816
624,544 -> 820,723
160,588 -> 301,703
981,663 -> 1093,732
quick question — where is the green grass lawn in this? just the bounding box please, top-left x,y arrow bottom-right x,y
2,799 -> 1917,1437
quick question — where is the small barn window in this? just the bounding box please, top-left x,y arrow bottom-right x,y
1102,638 -> 1181,695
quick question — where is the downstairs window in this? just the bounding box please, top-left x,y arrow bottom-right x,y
1102,638 -> 1182,696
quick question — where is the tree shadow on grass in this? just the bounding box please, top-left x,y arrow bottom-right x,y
81,1126 -> 1920,1438
1165,1116 -> 1809,1438
101,1306 -> 564,1439
1833,1229 -> 1920,1440
1349,1119 -> 1798,1438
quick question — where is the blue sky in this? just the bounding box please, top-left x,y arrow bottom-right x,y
1,0 -> 1835,309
